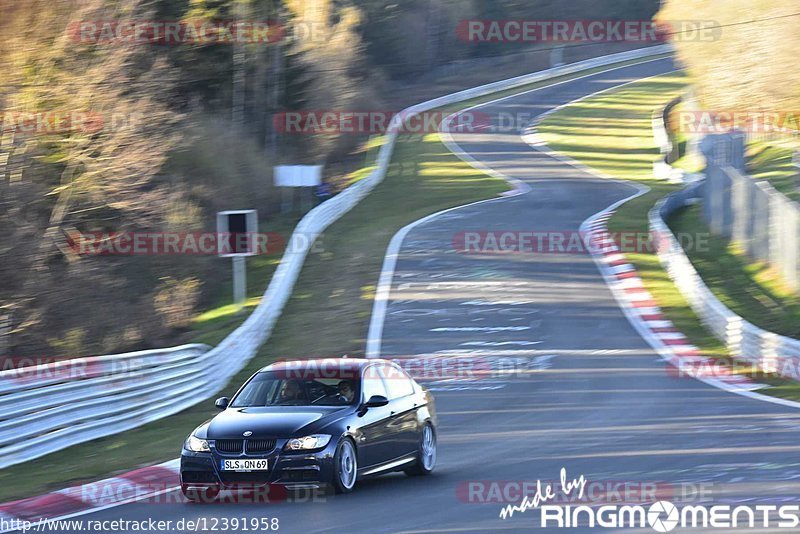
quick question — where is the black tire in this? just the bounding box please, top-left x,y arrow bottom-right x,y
405,423 -> 436,476
181,484 -> 220,503
331,438 -> 358,494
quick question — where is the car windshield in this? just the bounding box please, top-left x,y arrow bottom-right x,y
230,372 -> 360,407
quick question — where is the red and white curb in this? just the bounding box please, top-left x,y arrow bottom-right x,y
0,459 -> 179,529
519,76 -> 800,408
581,210 -> 768,392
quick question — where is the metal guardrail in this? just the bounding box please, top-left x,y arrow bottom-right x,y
651,184 -> 800,377
703,164 -> 800,290
0,44 -> 671,469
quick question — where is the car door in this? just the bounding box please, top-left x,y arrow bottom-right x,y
379,363 -> 420,458
353,364 -> 394,468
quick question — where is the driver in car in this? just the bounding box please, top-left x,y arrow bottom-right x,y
279,380 -> 303,402
338,380 -> 355,403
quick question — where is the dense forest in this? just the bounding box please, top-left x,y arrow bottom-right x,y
0,0 -> 660,358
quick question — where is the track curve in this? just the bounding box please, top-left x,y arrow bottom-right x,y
50,57 -> 800,534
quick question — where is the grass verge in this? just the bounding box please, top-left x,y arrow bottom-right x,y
747,142 -> 799,202
668,205 -> 800,339
0,56 -> 671,502
537,72 -> 800,402
670,101 -> 705,175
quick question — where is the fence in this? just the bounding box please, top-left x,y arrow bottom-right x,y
652,184 -> 800,375
0,45 -> 671,469
702,133 -> 800,289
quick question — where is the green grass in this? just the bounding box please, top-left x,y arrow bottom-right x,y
0,133 -> 506,503
670,207 -> 800,398
669,205 -> 800,339
0,58 -> 675,502
189,218 -> 296,347
671,152 -> 705,174
185,53 -> 673,351
538,74 -> 689,181
538,72 -> 800,402
747,142 -> 799,202
671,142 -> 705,175
605,188 -> 726,357
669,101 -> 705,174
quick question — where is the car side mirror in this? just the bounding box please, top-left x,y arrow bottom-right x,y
215,397 -> 229,410
364,395 -> 389,408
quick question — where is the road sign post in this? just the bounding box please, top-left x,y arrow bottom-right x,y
217,210 -> 258,315
275,165 -> 323,214
232,256 -> 247,313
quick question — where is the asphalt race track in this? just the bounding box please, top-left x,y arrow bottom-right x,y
47,58 -> 800,533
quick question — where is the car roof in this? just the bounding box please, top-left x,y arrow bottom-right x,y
258,358 -> 394,374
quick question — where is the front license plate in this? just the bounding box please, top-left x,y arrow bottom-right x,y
221,459 -> 269,472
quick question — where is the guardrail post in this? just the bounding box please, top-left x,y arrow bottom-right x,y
760,332 -> 780,376
724,315 -> 743,356
786,202 -> 800,290
731,169 -> 748,246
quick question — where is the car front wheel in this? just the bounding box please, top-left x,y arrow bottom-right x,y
332,438 -> 358,494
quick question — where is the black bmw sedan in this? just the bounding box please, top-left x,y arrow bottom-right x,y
180,358 -> 437,500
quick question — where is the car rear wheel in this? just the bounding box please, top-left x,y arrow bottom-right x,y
405,423 -> 436,476
332,438 -> 358,494
181,484 -> 220,503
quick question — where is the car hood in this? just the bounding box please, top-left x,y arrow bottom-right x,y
207,406 -> 351,439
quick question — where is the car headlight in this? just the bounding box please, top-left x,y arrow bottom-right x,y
185,434 -> 210,453
284,435 -> 332,451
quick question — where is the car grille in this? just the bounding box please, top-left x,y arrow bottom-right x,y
215,439 -> 244,454
246,439 -> 277,454
214,439 -> 276,455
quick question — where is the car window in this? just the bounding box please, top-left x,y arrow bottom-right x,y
361,366 -> 388,401
232,377 -> 279,407
378,363 -> 414,400
230,372 -> 359,407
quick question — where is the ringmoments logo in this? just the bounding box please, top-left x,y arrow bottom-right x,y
648,502 -> 679,533
499,469 -> 800,531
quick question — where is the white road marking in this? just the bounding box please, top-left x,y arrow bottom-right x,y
431,326 -> 531,332
366,54 -> 670,358
460,341 -> 542,347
